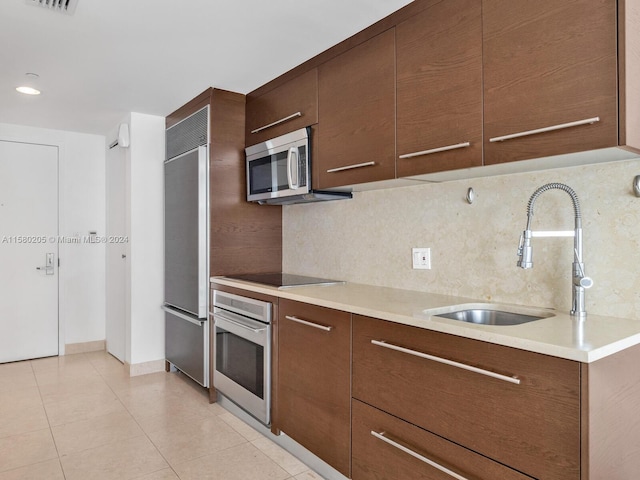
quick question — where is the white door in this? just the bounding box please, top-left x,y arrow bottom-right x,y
105,144 -> 127,362
0,140 -> 59,363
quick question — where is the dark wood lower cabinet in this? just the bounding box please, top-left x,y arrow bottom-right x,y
276,299 -> 351,476
352,315 -> 580,480
264,299 -> 640,479
352,400 -> 533,480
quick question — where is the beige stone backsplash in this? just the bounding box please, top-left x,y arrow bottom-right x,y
283,157 -> 640,320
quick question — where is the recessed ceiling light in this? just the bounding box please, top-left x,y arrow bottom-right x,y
16,86 -> 41,95
16,73 -> 41,95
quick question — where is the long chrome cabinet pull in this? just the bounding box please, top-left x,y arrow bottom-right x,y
398,142 -> 470,159
371,340 -> 521,385
251,112 -> 302,134
371,431 -> 470,480
326,161 -> 376,173
489,116 -> 600,143
285,315 -> 333,332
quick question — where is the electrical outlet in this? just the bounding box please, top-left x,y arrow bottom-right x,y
412,248 -> 431,269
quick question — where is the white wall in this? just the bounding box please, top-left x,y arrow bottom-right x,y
105,113 -> 165,367
128,113 -> 165,365
0,123 -> 106,350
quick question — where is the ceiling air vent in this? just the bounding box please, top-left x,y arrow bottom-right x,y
25,0 -> 78,15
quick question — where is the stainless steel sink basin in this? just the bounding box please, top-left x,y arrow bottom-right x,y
434,308 -> 549,326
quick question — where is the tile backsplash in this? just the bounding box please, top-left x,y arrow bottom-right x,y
283,158 -> 640,320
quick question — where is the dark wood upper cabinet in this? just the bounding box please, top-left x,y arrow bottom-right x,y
245,0 -> 639,188
245,69 -> 318,146
396,0 -> 483,177
482,0 -> 619,165
315,29 -> 396,189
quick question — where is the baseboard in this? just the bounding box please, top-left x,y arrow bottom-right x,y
127,359 -> 166,377
65,340 -> 105,355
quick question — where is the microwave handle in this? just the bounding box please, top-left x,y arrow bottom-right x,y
287,147 -> 299,189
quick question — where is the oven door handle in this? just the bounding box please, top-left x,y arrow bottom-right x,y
214,312 -> 268,334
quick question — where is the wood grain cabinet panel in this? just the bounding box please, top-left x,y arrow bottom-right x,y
482,0 -> 618,165
396,0 -> 483,177
245,69 -> 318,146
277,299 -> 351,476
316,29 -> 396,189
352,399 -> 532,480
352,315 -> 581,480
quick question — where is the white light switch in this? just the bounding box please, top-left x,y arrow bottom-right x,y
412,248 -> 431,269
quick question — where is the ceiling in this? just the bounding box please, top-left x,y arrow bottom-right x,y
0,0 -> 414,136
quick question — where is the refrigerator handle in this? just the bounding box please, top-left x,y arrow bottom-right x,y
162,305 -> 205,326
197,145 -> 208,318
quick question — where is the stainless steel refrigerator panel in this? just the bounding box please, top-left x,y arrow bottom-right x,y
164,146 -> 208,318
164,307 -> 208,386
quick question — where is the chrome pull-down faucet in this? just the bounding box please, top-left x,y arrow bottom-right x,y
516,183 -> 593,319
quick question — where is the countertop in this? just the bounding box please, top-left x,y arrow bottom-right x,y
211,277 -> 640,363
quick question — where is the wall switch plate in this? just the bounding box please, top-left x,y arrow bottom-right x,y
412,248 -> 431,269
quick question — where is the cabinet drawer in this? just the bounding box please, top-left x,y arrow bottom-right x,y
353,399 -> 532,480
352,315 -> 580,480
277,300 -> 351,476
245,69 -> 318,146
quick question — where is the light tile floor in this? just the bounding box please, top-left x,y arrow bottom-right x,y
0,351 -> 326,480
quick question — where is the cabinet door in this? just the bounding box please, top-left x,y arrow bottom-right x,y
316,29 -> 396,189
245,69 -> 318,146
396,0 -> 483,177
277,300 -> 351,476
353,315 -> 580,480
352,400 -> 532,480
483,0 -> 618,165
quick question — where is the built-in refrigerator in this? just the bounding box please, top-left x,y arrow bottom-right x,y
163,105 -> 210,387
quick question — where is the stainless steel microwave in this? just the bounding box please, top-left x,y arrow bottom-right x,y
245,127 -> 351,205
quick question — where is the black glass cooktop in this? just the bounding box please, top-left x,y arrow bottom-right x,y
226,272 -> 345,289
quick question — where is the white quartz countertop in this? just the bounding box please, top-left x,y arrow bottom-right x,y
211,277 -> 640,363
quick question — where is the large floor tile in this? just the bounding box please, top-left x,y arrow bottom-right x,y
131,468 -> 180,479
30,353 -> 90,372
173,442 -> 290,480
0,429 -> 58,473
0,361 -> 33,377
38,374 -> 114,404
143,413 -> 247,466
59,435 -> 168,480
43,390 -> 127,427
117,375 -> 215,421
252,436 -> 309,476
0,401 -> 49,439
0,386 -> 41,408
34,364 -> 100,387
0,371 -> 37,393
84,351 -> 126,375
293,471 -> 327,480
51,411 -> 143,456
0,459 -> 65,480
104,371 -> 182,396
0,353 -> 323,479
219,411 -> 263,441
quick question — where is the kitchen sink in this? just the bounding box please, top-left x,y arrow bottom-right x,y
434,307 -> 552,326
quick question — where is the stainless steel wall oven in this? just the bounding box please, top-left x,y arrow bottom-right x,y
212,290 -> 272,425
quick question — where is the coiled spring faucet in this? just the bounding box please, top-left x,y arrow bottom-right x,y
517,183 -> 593,319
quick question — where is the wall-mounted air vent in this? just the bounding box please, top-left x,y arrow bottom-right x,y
25,0 -> 78,15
